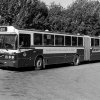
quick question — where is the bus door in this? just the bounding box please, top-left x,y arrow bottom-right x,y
84,36 -> 91,61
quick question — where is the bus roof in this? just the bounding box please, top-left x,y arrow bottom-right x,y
0,26 -> 18,34
0,26 -> 100,38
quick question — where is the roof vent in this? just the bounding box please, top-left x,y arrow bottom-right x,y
45,29 -> 49,32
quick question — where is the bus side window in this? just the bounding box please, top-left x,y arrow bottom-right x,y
19,34 -> 30,47
78,37 -> 83,46
91,38 -> 94,47
95,39 -> 99,47
72,36 -> 77,46
44,34 -> 54,45
55,35 -> 64,46
34,33 -> 42,45
65,36 -> 71,46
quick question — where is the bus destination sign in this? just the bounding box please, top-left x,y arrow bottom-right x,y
0,27 -> 7,32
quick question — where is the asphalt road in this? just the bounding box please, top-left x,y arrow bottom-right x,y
0,62 -> 100,100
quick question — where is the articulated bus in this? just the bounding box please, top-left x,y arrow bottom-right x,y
0,26 -> 99,69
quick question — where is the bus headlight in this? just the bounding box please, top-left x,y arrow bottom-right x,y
9,56 -> 12,59
11,56 -> 15,59
5,55 -> 15,59
5,55 -> 9,59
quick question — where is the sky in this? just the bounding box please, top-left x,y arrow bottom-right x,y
40,0 -> 99,8
40,0 -> 76,8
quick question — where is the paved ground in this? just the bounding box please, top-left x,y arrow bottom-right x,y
0,62 -> 100,100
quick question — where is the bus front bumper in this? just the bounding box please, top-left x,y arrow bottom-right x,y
0,60 -> 18,68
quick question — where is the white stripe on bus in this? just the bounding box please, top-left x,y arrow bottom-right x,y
35,47 -> 84,54
0,47 -> 84,55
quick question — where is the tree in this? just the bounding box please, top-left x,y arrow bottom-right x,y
0,0 -> 48,29
45,2 -> 67,32
1,0 -> 100,36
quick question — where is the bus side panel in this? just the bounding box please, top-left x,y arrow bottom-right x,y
65,53 -> 75,63
77,49 -> 84,62
91,52 -> 100,61
44,53 -> 75,65
90,49 -> 100,61
44,53 -> 66,65
17,49 -> 43,67
44,49 -> 84,65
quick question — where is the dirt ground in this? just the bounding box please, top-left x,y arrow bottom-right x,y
0,62 -> 100,100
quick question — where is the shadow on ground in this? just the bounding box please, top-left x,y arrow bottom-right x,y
0,60 -> 100,72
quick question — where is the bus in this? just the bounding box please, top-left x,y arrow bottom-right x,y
0,26 -> 99,70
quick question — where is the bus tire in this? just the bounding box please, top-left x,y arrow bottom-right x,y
73,55 -> 80,66
35,57 -> 44,70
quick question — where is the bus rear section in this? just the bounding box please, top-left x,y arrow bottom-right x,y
82,36 -> 100,62
90,37 -> 100,61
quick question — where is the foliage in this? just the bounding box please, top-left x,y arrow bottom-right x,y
46,0 -> 100,36
65,0 -> 100,35
1,0 -> 100,36
44,2 -> 67,32
0,0 -> 48,29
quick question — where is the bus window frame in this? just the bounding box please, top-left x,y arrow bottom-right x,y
0,34 -> 18,50
65,35 -> 71,46
78,36 -> 83,47
55,35 -> 64,46
43,34 -> 54,46
34,33 -> 43,46
91,38 -> 94,47
15,35 -> 18,49
19,33 -> 31,48
94,38 -> 99,47
72,36 -> 78,47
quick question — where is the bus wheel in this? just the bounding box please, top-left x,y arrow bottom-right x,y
73,55 -> 80,66
35,57 -> 44,70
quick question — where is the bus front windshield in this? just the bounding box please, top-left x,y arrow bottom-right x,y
0,34 -> 17,50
